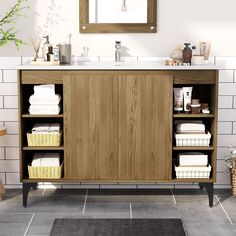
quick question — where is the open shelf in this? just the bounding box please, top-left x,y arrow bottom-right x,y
173,114 -> 215,118
22,114 -> 64,118
23,146 -> 64,151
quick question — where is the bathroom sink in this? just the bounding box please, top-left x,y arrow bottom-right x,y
77,61 -> 164,68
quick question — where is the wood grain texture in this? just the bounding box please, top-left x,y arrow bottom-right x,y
174,70 -> 216,84
64,74 -> 118,180
80,23 -> 157,33
21,71 -> 64,84
18,69 -> 218,184
79,0 -> 157,33
118,74 -> 173,180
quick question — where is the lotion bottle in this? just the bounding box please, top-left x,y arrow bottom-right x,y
183,43 -> 192,64
183,87 -> 193,113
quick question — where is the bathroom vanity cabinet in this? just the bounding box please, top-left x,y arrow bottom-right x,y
18,68 -> 218,207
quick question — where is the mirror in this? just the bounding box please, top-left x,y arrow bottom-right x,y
80,0 -> 157,33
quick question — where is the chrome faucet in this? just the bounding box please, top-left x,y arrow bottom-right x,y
115,41 -> 121,62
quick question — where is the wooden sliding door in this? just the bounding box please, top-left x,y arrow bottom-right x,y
64,73 -> 118,180
118,74 -> 173,180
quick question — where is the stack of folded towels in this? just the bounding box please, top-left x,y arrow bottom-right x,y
175,120 -> 206,134
29,84 -> 61,115
32,123 -> 60,134
177,152 -> 208,167
31,153 -> 60,167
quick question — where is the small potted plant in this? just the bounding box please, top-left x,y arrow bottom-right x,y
224,146 -> 236,196
0,0 -> 28,49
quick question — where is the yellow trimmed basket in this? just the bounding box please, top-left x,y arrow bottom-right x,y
27,132 -> 62,146
28,163 -> 63,179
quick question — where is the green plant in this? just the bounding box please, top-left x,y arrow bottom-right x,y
0,0 -> 28,48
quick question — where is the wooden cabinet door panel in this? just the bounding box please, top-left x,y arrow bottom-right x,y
64,74 -> 118,180
118,74 -> 173,180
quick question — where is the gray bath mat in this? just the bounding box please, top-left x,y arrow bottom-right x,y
50,218 -> 186,236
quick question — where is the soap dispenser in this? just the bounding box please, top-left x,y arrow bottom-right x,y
42,36 -> 50,61
182,43 -> 192,64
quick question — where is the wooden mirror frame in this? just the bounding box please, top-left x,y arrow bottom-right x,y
80,0 -> 157,33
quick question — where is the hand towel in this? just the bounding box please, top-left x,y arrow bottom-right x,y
178,152 -> 208,166
32,153 -> 60,167
34,84 -> 55,96
29,105 -> 61,115
32,123 -> 60,133
176,123 -> 205,134
29,94 -> 61,105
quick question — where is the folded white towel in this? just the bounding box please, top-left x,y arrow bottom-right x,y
176,123 -> 205,134
32,153 -> 60,167
32,123 -> 60,133
29,105 -> 61,115
178,152 -> 208,166
34,84 -> 55,96
29,94 -> 61,105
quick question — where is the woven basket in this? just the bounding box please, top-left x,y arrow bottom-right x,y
27,132 -> 62,146
28,163 -> 63,179
231,160 -> 236,196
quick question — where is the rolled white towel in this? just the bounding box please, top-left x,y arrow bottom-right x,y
34,84 -> 55,96
29,94 -> 61,105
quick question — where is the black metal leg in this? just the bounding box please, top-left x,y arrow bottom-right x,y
23,183 -> 36,208
199,183 -> 204,190
199,183 -> 214,207
31,183 -> 38,190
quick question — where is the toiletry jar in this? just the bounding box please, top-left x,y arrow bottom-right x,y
175,132 -> 211,146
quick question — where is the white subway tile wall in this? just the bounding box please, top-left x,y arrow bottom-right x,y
0,148 -> 4,159
0,70 -> 3,82
0,96 -> 3,109
0,56 -> 235,189
218,122 -> 232,134
5,147 -> 19,160
234,122 -> 236,134
3,70 -> 18,83
4,96 -> 18,109
218,96 -> 233,108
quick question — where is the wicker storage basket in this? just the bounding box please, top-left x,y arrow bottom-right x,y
27,132 -> 62,146
175,132 -> 211,147
28,162 -> 63,179
175,165 -> 211,179
231,160 -> 236,196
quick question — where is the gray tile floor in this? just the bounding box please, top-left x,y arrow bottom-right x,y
0,188 -> 236,236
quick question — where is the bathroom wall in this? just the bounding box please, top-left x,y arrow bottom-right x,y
0,0 -> 236,188
0,56 -> 236,188
0,0 -> 236,57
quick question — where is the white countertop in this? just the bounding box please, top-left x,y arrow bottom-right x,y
18,61 -> 219,70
